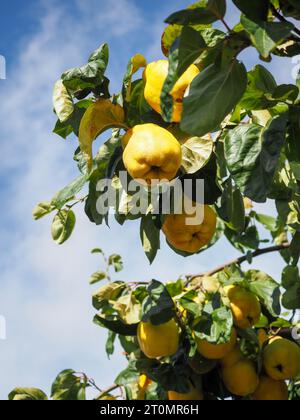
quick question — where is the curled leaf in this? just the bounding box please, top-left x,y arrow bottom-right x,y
51,210 -> 76,245
53,80 -> 74,123
79,99 -> 127,169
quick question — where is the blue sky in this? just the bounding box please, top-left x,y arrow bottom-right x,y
0,0 -> 297,399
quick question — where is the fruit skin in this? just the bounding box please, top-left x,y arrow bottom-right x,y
122,124 -> 182,184
195,329 -> 237,360
221,345 -> 244,368
168,385 -> 203,401
224,285 -> 261,329
252,376 -> 288,401
222,359 -> 259,397
144,60 -> 200,122
137,319 -> 180,359
162,205 -> 217,253
263,337 -> 300,380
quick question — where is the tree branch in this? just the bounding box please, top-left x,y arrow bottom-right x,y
186,243 -> 290,285
95,383 -> 120,400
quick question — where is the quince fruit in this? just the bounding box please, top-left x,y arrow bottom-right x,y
162,204 -> 217,253
224,285 -> 261,329
252,376 -> 288,401
122,123 -> 182,184
222,359 -> 259,397
263,337 -> 300,380
221,345 -> 244,368
195,329 -> 237,360
137,319 -> 179,359
168,384 -> 203,401
144,60 -> 200,122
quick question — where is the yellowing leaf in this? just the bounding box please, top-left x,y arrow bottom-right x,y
123,54 -> 147,102
111,293 -> 141,325
53,80 -> 74,123
79,99 -> 127,169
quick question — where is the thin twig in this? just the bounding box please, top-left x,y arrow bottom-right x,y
186,243 -> 290,285
95,383 -> 120,400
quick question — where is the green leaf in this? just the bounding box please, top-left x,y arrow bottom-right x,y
246,270 -> 281,316
51,209 -> 76,245
92,283 -> 125,310
122,54 -> 147,103
219,180 -> 246,233
166,0 -> 226,25
194,305 -> 234,344
160,27 -> 206,122
290,231 -> 300,265
255,213 -> 277,232
51,174 -> 89,210
224,114 -> 288,202
181,60 -> 247,136
177,26 -> 207,76
33,201 -> 56,221
89,271 -> 107,285
181,135 -> 213,174
241,16 -> 294,58
181,155 -> 222,205
225,224 -> 260,252
272,84 -> 299,102
233,0 -> 269,22
240,64 -> 277,110
79,99 -> 126,170
85,134 -> 122,225
53,99 -> 93,140
126,79 -> 165,127
142,280 -> 175,325
140,215 -> 161,264
105,330 -> 116,358
115,361 -> 139,386
93,314 -> 138,336
8,388 -> 48,401
62,43 -> 109,93
109,254 -> 123,272
51,369 -> 87,401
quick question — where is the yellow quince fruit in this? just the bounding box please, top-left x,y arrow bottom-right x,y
162,204 -> 217,253
195,329 -> 237,360
137,319 -> 179,359
122,123 -> 182,184
224,285 -> 261,329
168,383 -> 203,401
222,359 -> 259,397
144,60 -> 200,122
263,337 -> 300,380
252,376 -> 288,401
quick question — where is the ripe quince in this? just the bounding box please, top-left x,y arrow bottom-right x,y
195,329 -> 237,360
168,384 -> 203,401
162,204 -> 217,253
122,123 -> 182,184
221,345 -> 244,368
137,319 -> 179,359
143,60 -> 200,122
224,285 -> 261,329
222,359 -> 259,397
252,376 -> 288,401
263,337 -> 300,380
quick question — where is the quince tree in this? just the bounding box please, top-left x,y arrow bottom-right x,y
10,0 -> 300,401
